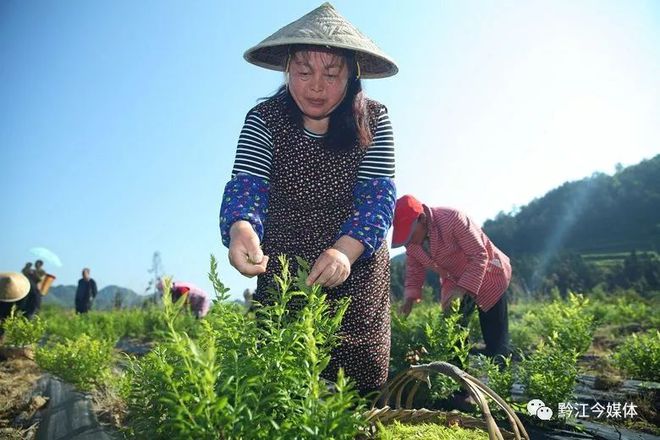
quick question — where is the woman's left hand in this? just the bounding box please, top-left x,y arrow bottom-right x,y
307,248 -> 351,288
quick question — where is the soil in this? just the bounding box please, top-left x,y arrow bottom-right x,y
0,356 -> 44,439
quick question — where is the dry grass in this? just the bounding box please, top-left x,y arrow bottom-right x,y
0,356 -> 44,439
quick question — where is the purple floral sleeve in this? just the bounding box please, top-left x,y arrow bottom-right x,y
219,173 -> 270,247
339,177 -> 396,259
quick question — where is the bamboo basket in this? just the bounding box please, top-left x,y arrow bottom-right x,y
39,273 -> 56,295
364,361 -> 529,440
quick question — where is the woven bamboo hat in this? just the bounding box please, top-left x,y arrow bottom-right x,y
0,272 -> 30,303
244,2 -> 398,79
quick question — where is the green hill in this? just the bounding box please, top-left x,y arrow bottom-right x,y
43,284 -> 149,310
482,155 -> 660,255
390,155 -> 660,298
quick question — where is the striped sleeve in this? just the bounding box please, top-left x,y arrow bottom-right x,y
403,253 -> 426,301
231,110 -> 273,180
450,211 -> 489,295
357,108 -> 395,181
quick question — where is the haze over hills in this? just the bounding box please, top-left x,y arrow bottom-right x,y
44,155 -> 660,306
390,155 -> 660,298
43,285 -> 150,310
392,154 -> 659,261
482,154 -> 660,256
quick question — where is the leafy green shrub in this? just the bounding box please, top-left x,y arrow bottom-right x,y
1,308 -> 45,347
124,255 -> 365,440
510,293 -> 594,355
471,355 -> 514,403
518,338 -> 579,410
42,309 -> 123,343
390,302 -> 472,401
509,320 -> 538,352
36,334 -> 115,390
40,305 -> 199,344
613,331 -> 660,381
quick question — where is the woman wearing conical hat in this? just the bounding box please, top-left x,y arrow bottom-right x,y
0,273 -> 31,337
219,3 -> 398,394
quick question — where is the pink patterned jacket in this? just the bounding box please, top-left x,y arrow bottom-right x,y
404,206 -> 511,312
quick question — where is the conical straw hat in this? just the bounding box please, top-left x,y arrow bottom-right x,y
244,2 -> 398,79
0,272 -> 30,303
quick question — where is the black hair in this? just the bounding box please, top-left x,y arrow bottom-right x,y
267,47 -> 372,152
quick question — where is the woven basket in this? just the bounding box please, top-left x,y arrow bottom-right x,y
364,361 -> 529,440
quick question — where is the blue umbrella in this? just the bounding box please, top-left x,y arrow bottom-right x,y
29,247 -> 63,267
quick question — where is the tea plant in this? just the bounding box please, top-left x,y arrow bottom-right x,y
585,292 -> 660,331
1,308 -> 45,347
471,354 -> 515,403
509,293 -> 593,355
124,255 -> 366,440
391,301 -> 472,401
35,333 -> 115,391
613,330 -> 660,381
518,336 -> 579,411
40,304 -> 199,344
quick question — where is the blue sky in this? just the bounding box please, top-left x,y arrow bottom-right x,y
1,0 -> 659,300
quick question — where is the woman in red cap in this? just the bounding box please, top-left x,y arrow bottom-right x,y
392,194 -> 511,362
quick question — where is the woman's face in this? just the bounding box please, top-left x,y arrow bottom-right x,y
288,49 -> 350,126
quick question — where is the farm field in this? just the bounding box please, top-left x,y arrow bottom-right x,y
1,258 -> 658,439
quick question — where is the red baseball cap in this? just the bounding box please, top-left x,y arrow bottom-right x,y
392,195 -> 424,248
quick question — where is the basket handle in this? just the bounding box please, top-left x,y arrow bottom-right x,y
371,361 -> 529,440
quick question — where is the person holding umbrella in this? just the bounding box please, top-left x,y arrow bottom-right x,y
28,247 -> 61,295
219,3 -> 398,394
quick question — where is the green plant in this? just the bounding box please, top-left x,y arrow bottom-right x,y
518,337 -> 579,411
35,334 -> 115,391
510,293 -> 594,355
40,304 -> 199,345
509,320 -> 538,353
613,331 -> 660,381
471,355 -> 514,403
1,308 -> 45,347
124,255 -> 366,439
377,420 -> 488,439
390,301 -> 472,402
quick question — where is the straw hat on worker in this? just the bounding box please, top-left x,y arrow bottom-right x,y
0,273 -> 30,303
243,2 -> 398,78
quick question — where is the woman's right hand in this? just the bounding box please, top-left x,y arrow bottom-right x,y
399,297 -> 416,317
228,221 -> 269,277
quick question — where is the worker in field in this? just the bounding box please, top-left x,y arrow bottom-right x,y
0,272 -> 31,337
157,279 -> 211,319
219,2 -> 398,395
393,194 -> 511,362
75,268 -> 98,314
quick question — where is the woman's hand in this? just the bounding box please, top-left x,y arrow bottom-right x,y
306,248 -> 351,288
399,297 -> 417,317
228,221 -> 269,277
306,235 -> 364,288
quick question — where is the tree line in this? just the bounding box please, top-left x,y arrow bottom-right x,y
390,155 -> 660,300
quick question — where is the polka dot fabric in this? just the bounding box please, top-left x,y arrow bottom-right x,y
253,95 -> 392,394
